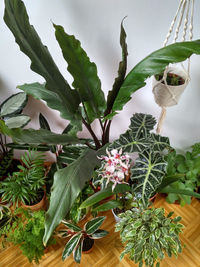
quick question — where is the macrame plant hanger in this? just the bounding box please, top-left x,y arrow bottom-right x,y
152,0 -> 194,134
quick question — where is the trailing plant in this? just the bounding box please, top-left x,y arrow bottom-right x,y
2,0 -> 200,246
155,72 -> 185,86
115,202 -> 184,267
0,150 -> 45,206
57,216 -> 108,263
7,209 -> 56,264
160,143 -> 200,206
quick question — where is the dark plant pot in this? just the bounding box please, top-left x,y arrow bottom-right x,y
82,237 -> 94,254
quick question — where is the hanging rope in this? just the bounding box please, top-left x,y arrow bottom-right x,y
153,0 -> 195,134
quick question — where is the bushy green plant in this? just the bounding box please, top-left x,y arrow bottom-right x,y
0,150 -> 45,206
162,143 -> 200,206
57,216 -> 108,263
115,204 -> 184,267
7,209 -> 55,264
2,0 -> 200,246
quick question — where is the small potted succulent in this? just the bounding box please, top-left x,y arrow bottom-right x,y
57,216 -> 108,263
115,202 -> 184,267
0,149 -> 46,210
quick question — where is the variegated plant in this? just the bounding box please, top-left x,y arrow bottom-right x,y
2,0 -> 200,246
57,216 -> 108,263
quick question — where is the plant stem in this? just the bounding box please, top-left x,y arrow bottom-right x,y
82,118 -> 101,149
103,120 -> 112,145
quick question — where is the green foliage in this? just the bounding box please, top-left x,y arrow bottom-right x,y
0,206 -> 18,248
162,145 -> 200,206
65,183 -> 94,223
115,205 -> 184,267
0,150 -> 45,206
0,149 -> 13,178
4,0 -> 200,247
7,209 -> 55,264
58,216 -> 108,263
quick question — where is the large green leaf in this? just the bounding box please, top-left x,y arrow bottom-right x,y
0,92 -> 28,117
157,188 -> 200,199
0,120 -> 79,145
92,200 -> 121,213
80,184 -> 130,209
43,148 -> 103,246
84,216 -> 106,235
105,17 -> 128,117
4,0 -> 81,126
131,149 -> 167,205
6,143 -> 50,151
111,113 -> 169,153
112,40 -> 200,114
54,24 -> 106,123
62,232 -> 82,261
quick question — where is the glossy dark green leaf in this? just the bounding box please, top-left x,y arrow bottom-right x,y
6,143 -> 50,151
131,149 -> 167,205
62,233 -> 82,260
158,187 -> 200,198
80,184 -> 130,209
85,216 -> 106,235
4,0 -> 81,126
0,120 -> 79,145
54,24 -> 106,123
43,148 -> 103,246
112,40 -> 200,114
105,17 -> 128,117
0,92 -> 28,117
92,200 -> 121,213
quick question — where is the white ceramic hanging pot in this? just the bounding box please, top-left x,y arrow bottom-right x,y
152,66 -> 189,107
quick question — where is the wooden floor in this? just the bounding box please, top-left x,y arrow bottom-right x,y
1,195 -> 200,267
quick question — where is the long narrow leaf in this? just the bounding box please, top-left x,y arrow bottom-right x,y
112,40 -> 200,115
0,120 -> 79,145
43,148 -> 104,246
62,233 -> 82,261
62,220 -> 82,232
90,229 -> 108,239
80,184 -> 130,209
92,200 -> 121,213
73,239 -> 83,264
4,0 -> 81,126
105,17 -> 128,116
54,24 -> 106,123
85,216 -> 106,235
158,188 -> 200,198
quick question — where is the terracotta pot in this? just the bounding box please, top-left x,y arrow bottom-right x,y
82,237 -> 94,254
21,191 -> 46,211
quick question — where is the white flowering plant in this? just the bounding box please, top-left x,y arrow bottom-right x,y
98,148 -> 130,191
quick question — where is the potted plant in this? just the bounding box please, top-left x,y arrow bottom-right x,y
158,143 -> 200,206
152,66 -> 189,107
0,149 -> 46,210
57,216 -> 108,263
115,202 -> 184,267
6,208 -> 56,264
2,0 -> 200,247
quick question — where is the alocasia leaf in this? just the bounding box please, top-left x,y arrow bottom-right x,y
105,17 -> 128,117
54,23 -> 106,123
111,40 -> 200,116
4,0 -> 81,127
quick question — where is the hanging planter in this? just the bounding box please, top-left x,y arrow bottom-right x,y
152,66 -> 189,107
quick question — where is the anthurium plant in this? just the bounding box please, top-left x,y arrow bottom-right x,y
2,0 -> 200,246
115,203 -> 184,267
57,216 -> 108,263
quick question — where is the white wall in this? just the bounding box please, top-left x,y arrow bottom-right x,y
0,0 -> 200,157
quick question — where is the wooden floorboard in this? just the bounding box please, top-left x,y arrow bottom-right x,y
1,195 -> 200,267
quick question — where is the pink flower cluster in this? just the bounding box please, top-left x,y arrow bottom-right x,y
98,148 -> 130,191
